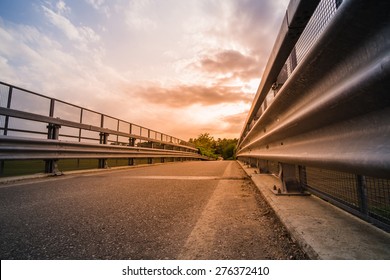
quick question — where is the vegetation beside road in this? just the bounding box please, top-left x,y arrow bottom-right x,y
189,133 -> 237,160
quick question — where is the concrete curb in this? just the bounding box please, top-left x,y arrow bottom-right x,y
237,161 -> 390,260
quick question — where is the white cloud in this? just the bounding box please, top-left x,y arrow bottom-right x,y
85,0 -> 111,17
56,0 -> 71,15
41,4 -> 100,49
86,0 -> 104,9
0,17 -> 121,112
125,0 -> 157,30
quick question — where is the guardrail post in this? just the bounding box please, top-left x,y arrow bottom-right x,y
3,86 -> 13,136
0,86 -> 12,175
129,137 -> 135,147
116,119 -> 120,143
99,132 -> 109,168
99,132 -> 108,144
277,162 -> 304,195
0,160 -> 4,176
298,165 -> 307,190
78,108 -> 83,142
47,123 -> 61,140
356,175 -> 368,216
45,123 -> 61,174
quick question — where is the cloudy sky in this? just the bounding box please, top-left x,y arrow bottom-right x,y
0,0 -> 288,140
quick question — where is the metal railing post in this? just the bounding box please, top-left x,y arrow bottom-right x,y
47,123 -> 61,140
298,165 -> 307,191
78,108 -> 83,142
45,123 -> 61,174
0,160 -> 4,176
1,86 -> 13,174
116,119 -> 120,144
99,132 -> 109,168
3,86 -> 13,136
129,137 -> 135,147
357,175 -> 369,216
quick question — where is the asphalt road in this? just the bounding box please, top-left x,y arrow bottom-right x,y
0,161 -> 307,259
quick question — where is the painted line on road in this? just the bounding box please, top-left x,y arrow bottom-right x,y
123,175 -> 246,180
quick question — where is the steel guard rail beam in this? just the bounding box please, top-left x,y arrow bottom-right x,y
236,0 -> 390,179
0,136 -> 207,160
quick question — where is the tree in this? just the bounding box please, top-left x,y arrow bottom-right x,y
189,133 -> 218,159
216,138 -> 238,160
189,133 -> 238,160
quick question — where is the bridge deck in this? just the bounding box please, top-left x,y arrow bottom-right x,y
2,160 -> 389,259
0,161 -> 306,260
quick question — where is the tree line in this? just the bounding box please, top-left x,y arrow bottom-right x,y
188,133 -> 238,160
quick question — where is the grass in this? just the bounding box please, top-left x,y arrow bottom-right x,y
0,157 -> 177,177
1,160 -> 45,177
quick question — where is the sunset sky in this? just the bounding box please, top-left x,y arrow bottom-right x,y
0,0 -> 288,140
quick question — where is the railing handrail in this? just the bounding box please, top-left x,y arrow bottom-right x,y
0,80 -> 196,150
0,107 -> 196,151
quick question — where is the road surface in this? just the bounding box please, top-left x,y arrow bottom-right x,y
0,161 -> 307,259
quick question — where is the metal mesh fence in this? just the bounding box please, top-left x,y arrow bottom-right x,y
305,167 -> 359,209
365,177 -> 390,225
253,159 -> 280,175
294,0 -> 338,66
268,161 -> 279,176
258,0 -> 341,117
304,167 -> 390,230
286,0 -> 339,77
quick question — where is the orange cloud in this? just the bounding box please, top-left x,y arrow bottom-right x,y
191,49 -> 260,81
220,112 -> 248,135
130,83 -> 252,108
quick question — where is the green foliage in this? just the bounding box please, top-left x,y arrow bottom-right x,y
189,133 -> 238,160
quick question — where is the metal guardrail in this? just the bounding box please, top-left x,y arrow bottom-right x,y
237,0 -> 390,231
0,136 -> 203,160
0,81 -> 208,175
